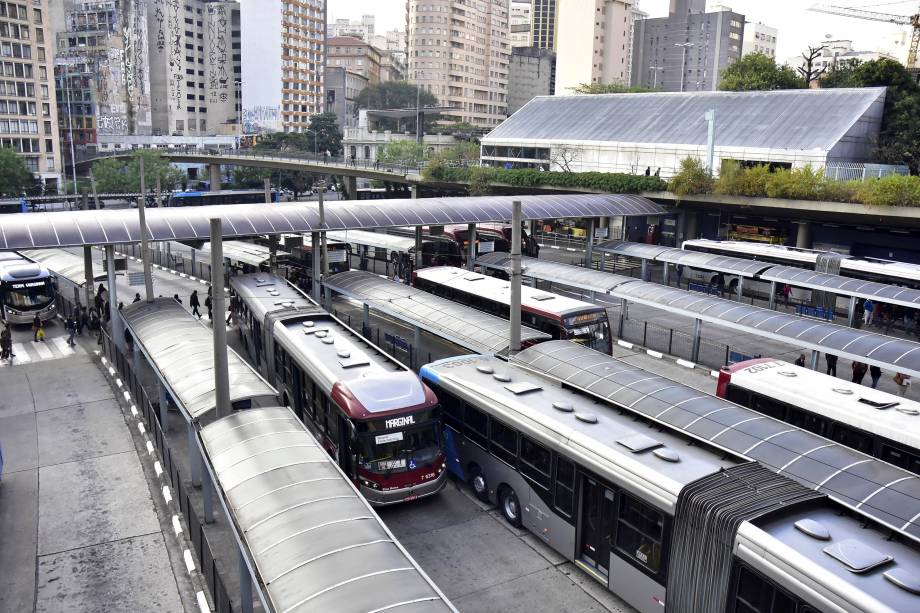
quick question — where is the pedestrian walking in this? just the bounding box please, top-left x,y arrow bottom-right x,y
190,290 -> 201,318
863,299 -> 874,326
205,288 -> 213,320
825,353 -> 838,377
851,361 -> 868,384
782,284 -> 791,308
133,292 -> 141,303
65,316 -> 76,346
794,353 -> 806,367
74,302 -> 84,336
894,373 -> 912,397
35,320 -> 45,342
32,313 -> 41,342
644,166 -> 650,176
1,322 -> 12,360
869,365 -> 882,389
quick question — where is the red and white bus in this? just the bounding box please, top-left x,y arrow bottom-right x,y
413,266 -> 612,354
230,273 -> 447,505
717,358 -> 920,473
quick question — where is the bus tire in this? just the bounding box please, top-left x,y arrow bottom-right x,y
499,486 -> 522,528
469,465 -> 489,502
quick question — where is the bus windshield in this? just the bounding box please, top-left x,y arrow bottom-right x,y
359,421 -> 440,474
564,315 -> 611,354
4,279 -> 52,309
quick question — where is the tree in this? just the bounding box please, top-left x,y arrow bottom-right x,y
0,146 -> 36,196
354,81 -> 440,131
797,45 -> 828,87
91,150 -> 184,193
719,53 -> 805,91
820,58 -> 920,173
430,142 -> 480,166
377,140 -> 427,166
308,112 -> 343,156
668,157 -> 714,199
551,145 -> 580,172
820,59 -> 863,89
570,83 -> 656,94
232,166 -> 272,189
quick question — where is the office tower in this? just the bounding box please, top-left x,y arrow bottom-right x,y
554,0 -> 635,94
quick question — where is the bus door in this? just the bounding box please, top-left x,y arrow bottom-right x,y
580,476 -> 615,578
338,415 -> 356,479
291,363 -> 305,421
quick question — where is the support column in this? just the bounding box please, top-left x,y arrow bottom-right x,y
618,298 -> 627,338
240,553 -> 254,613
663,263 -> 670,286
318,187 -> 330,308
89,170 -> 100,209
413,325 -> 421,370
362,303 -> 370,336
268,234 -> 278,274
83,245 -> 93,313
585,218 -> 595,269
769,281 -> 777,310
188,421 -> 202,487
105,245 -> 123,350
684,211 -> 699,242
342,176 -> 357,200
209,163 -> 222,192
414,226 -> 422,272
736,277 -> 744,302
810,350 -> 820,371
796,221 -> 812,249
210,219 -> 231,420
311,232 -> 321,301
159,382 -> 169,431
847,295 -> 857,327
137,155 -> 154,301
467,223 -> 476,271
263,177 -> 271,203
691,318 -> 702,363
641,259 -> 649,282
510,200 -> 522,353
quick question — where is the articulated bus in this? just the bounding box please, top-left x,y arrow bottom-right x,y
167,189 -> 280,206
230,273 -> 446,505
420,350 -> 920,613
413,266 -> 612,354
718,358 -> 920,474
0,252 -> 56,324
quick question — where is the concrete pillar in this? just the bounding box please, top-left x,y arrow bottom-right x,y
413,325 -> 422,370
691,318 -> 702,363
311,232 -> 321,301
663,263 -> 670,286
269,234 -> 278,273
210,219 -> 231,420
847,295 -> 857,327
769,281 -> 777,310
736,277 -> 744,302
209,163 -> 222,192
105,246 -> 123,350
240,552 -> 254,613
137,155 -> 154,301
362,303 -> 370,335
342,176 -> 357,200
796,221 -> 812,249
188,421 -> 202,487
411,185 -> 418,199
641,259 -> 649,282
618,298 -> 627,338
585,218 -> 595,268
810,350 -> 820,371
83,245 -> 93,313
467,223 -> 476,271
80,189 -> 88,211
89,170 -> 100,209
509,200 -> 522,353
263,177 -> 271,203
684,211 -> 699,242
414,226 -> 422,272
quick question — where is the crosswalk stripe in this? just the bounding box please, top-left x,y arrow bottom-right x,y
52,336 -> 76,355
11,343 -> 30,363
33,341 -> 54,359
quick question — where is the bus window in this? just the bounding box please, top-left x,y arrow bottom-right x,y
520,436 -> 551,491
489,419 -> 519,467
751,393 -> 789,422
615,493 -> 666,577
438,388 -> 463,432
787,408 -> 826,436
881,444 -> 920,474
464,405 -> 489,449
830,423 -> 873,455
732,564 -> 798,613
553,457 -> 576,518
725,384 -> 751,408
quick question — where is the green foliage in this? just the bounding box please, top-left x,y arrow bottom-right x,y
718,53 -> 805,91
0,146 -> 35,196
354,82 -> 440,131
467,166 -> 492,196
856,174 -> 920,207
91,150 -> 184,193
820,59 -> 863,89
570,83 -> 657,94
232,166 -> 272,189
668,157 -> 714,198
308,112 -> 343,155
377,140 -> 427,166
423,164 -> 667,194
820,58 -> 920,173
430,142 -> 480,165
252,113 -> 343,155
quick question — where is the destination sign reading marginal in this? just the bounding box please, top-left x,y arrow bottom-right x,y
385,415 -> 415,429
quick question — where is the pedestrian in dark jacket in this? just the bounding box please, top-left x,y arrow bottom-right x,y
65,316 -> 76,346
190,290 -> 201,318
32,313 -> 41,342
825,353 -> 838,377
852,361 -> 868,384
794,353 -> 806,367
1,322 -> 12,360
205,288 -> 213,320
869,365 -> 882,389
133,292 -> 141,303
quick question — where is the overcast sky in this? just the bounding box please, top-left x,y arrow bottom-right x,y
326,0 -> 916,65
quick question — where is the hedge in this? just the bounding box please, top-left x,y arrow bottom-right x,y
423,163 -> 668,194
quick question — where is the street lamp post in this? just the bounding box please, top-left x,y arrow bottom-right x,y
305,128 -> 318,156
414,70 -> 426,144
62,72 -> 78,198
649,66 -> 665,89
674,43 -> 695,93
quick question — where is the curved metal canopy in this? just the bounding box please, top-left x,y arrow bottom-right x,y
513,341 -> 920,544
598,240 -> 771,278
476,253 -> 920,378
122,299 -> 277,421
761,265 -> 920,309
0,194 -> 664,250
199,407 -> 455,613
19,248 -> 105,286
326,270 -> 550,354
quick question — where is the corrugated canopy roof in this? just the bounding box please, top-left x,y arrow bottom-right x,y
19,248 -> 105,286
122,299 -> 277,421
598,240 -> 772,278
199,408 -> 455,613
0,194 -> 664,250
325,270 -> 550,353
484,88 -> 886,152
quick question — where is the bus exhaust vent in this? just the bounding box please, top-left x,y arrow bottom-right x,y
884,568 -> 920,595
322,337 -> 335,345
666,463 -> 824,613
574,412 -> 597,424
476,365 -> 495,375
552,401 -> 574,413
340,357 -> 371,369
464,274 -> 485,281
531,294 -> 556,302
653,448 -> 680,463
824,539 -> 893,573
505,382 -> 542,395
302,321 -> 315,328
493,373 -> 511,383
617,432 -> 662,453
794,518 -> 830,540
337,350 -> 351,359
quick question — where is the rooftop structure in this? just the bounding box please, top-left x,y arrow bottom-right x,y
481,88 -> 887,177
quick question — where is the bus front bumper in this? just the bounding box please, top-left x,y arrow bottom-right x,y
360,470 -> 447,507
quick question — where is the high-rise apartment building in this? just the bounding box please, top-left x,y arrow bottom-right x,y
510,1 -> 531,48
742,22 -> 778,59
327,36 -> 381,84
531,0 -> 557,50
406,0 -> 511,128
1,0 -> 61,190
329,15 -> 374,41
241,0 -> 325,133
554,0 -> 635,95
508,47 -> 555,114
631,0 -> 745,92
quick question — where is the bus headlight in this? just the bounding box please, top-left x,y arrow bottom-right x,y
360,477 -> 380,490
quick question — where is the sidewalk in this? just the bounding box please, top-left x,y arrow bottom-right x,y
0,338 -> 198,613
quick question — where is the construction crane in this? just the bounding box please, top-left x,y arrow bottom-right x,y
808,3 -> 920,68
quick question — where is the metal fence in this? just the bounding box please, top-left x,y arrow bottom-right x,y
100,331 -> 234,613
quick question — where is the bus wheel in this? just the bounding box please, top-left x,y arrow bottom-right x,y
469,465 -> 489,502
500,486 -> 523,528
